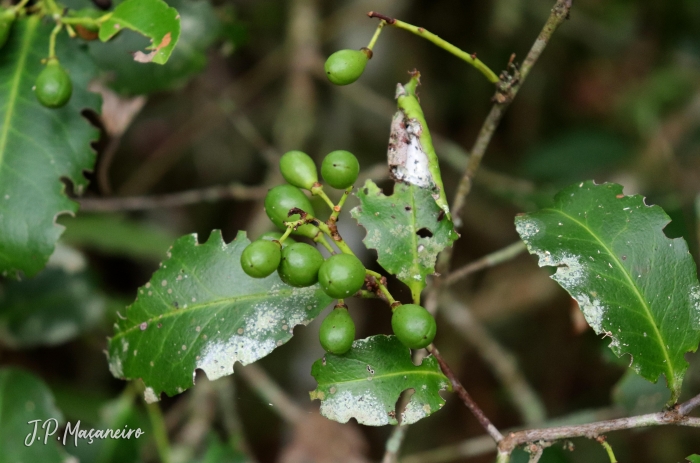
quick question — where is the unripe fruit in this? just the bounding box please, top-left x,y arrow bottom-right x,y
278,242 -> 324,287
240,239 -> 281,278
318,253 -> 365,299
264,184 -> 319,239
259,231 -> 295,247
280,150 -> 318,190
0,8 -> 16,49
35,59 -> 73,109
319,306 -> 355,354
325,49 -> 370,86
391,304 -> 436,349
321,150 -> 360,189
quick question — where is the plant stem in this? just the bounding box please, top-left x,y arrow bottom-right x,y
367,20 -> 385,50
48,23 -> 62,59
329,186 -> 353,222
238,363 -> 304,424
13,0 -> 31,12
312,186 -> 336,210
444,241 -> 526,287
429,345 -> 504,443
367,12 -> 499,84
366,269 -> 396,305
78,184 -> 268,212
145,402 -> 172,463
598,438 -> 617,463
60,17 -> 101,27
450,0 -> 573,226
314,233 -> 335,254
316,220 -> 354,254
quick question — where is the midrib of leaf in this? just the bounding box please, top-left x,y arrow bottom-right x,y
0,16 -> 39,172
549,208 -> 675,386
319,369 -> 445,387
111,287 -> 304,341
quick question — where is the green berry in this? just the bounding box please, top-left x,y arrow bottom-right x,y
35,59 -> 73,109
321,150 -> 360,189
319,306 -> 355,354
280,150 -> 318,190
318,253 -> 365,299
259,231 -> 295,247
264,184 -> 319,239
324,49 -> 370,86
0,8 -> 16,50
391,304 -> 436,349
240,240 -> 281,278
278,242 -> 324,287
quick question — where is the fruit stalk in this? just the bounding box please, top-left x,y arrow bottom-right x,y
367,11 -> 499,84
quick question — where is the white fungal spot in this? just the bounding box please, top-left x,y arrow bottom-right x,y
576,293 -> 607,333
144,387 -> 159,403
401,400 -> 431,425
318,389 -> 389,426
515,217 -> 543,241
196,336 -> 277,381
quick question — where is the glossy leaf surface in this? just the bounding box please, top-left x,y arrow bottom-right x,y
516,181 -> 700,402
310,335 -> 449,426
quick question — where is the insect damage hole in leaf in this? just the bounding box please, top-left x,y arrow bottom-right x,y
515,180 -> 700,403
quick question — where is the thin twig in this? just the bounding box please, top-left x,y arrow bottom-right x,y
237,363 -> 305,424
78,184 -> 267,212
429,346 -> 504,442
678,392 -> 700,416
440,294 -> 547,425
444,241 -> 527,287
400,407 -> 623,463
450,0 -> 573,227
498,395 -> 700,454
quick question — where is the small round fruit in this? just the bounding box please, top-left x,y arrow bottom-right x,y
318,253 -> 365,299
264,184 -> 319,239
324,49 -> 370,86
280,150 -> 318,190
391,304 -> 436,349
319,306 -> 355,354
240,240 -> 281,278
278,242 -> 324,287
321,150 -> 360,189
0,8 -> 17,49
259,231 -> 295,247
35,59 -> 72,108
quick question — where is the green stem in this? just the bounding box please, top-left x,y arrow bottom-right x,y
329,186 -> 353,222
43,0 -> 62,16
145,401 -> 172,463
60,16 -> 100,27
368,13 -> 499,84
13,0 -> 31,12
599,440 -> 617,463
278,225 -> 294,244
48,23 -> 62,59
366,269 -> 396,305
367,20 -> 385,50
316,221 -> 355,255
313,187 -> 336,210
314,233 -> 335,254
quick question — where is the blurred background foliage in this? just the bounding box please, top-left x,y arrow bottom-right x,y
2,0 -> 700,462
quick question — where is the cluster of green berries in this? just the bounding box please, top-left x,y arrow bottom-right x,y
240,148 -> 436,354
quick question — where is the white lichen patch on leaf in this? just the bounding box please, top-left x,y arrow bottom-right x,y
401,399 -> 429,425
514,217 -> 543,242
196,335 -> 277,381
690,284 -> 700,329
575,293 -> 607,333
549,253 -> 587,288
318,389 -> 389,426
144,387 -> 159,404
387,111 -> 433,189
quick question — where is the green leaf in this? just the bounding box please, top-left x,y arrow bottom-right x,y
351,180 -> 458,302
108,230 -> 333,402
0,368 -> 68,463
0,16 -> 100,278
515,181 -> 700,403
310,335 -> 450,426
92,0 -> 220,95
99,0 -> 181,65
687,455 -> 700,463
0,267 -> 105,348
